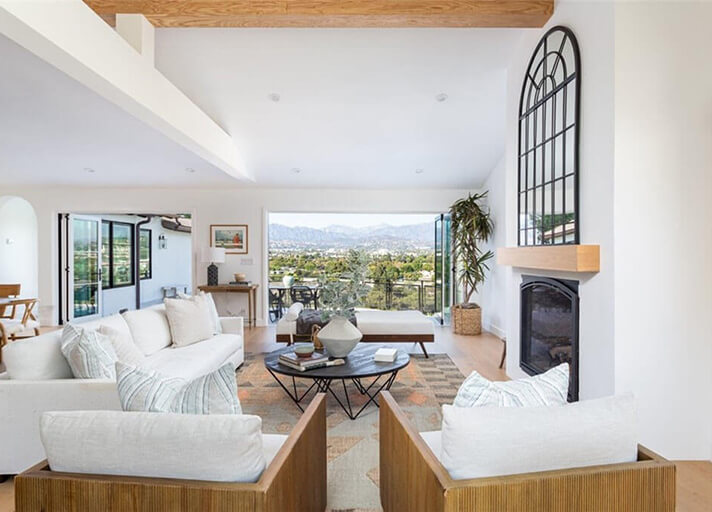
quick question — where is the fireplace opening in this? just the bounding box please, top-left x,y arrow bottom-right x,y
520,275 -> 579,401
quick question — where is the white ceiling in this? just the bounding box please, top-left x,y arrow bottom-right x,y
0,34 -> 235,187
0,27 -> 525,188
155,28 -> 524,188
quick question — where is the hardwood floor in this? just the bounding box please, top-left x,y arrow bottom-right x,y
0,325 -> 709,511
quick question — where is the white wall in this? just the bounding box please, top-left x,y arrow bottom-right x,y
501,2 -> 616,400
139,217 -> 192,306
613,2 -> 712,461
0,187 -> 471,326
481,157 -> 507,339
93,215 -> 191,315
0,196 -> 38,297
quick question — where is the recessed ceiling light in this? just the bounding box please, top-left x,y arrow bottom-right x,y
268,93 -> 281,103
84,167 -> 95,173
435,93 -> 449,102
415,168 -> 424,174
291,168 -> 302,174
185,168 -> 196,173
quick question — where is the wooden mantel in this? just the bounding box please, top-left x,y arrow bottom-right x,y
497,245 -> 600,273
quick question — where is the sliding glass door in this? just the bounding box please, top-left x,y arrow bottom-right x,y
68,215 -> 103,321
434,214 -> 454,325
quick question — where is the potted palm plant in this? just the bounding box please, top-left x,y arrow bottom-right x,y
450,192 -> 494,335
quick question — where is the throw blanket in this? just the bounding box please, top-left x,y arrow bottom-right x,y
296,310 -> 357,335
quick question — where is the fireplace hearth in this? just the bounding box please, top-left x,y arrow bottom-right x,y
520,275 -> 579,401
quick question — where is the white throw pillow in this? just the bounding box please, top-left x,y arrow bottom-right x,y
441,394 -> 638,480
116,362 -> 242,414
121,307 -> 172,356
41,410 -> 266,482
284,302 -> 304,322
164,295 -> 214,347
203,292 -> 222,334
60,324 -> 117,379
99,325 -> 145,367
177,291 -> 222,334
453,363 -> 569,408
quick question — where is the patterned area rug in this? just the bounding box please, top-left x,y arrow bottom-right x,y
238,353 -> 465,512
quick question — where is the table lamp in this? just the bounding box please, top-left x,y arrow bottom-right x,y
202,247 -> 226,286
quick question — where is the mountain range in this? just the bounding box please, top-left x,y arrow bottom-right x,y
269,222 -> 433,253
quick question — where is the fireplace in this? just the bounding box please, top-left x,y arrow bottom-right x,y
520,275 -> 579,401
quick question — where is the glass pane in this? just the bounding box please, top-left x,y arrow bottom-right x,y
101,221 -> 109,288
73,219 -> 99,318
139,229 -> 151,279
112,223 -> 133,286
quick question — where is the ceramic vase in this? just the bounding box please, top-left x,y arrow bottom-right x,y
282,275 -> 295,287
318,315 -> 362,358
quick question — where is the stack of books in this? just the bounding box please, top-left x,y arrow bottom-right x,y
278,351 -> 330,371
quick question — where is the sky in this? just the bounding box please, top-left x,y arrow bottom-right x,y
269,212 -> 437,229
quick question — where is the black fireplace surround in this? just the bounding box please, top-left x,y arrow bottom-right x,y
520,275 -> 579,401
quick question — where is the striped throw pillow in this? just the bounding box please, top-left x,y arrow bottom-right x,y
453,363 -> 569,408
116,362 -> 241,415
60,324 -> 117,379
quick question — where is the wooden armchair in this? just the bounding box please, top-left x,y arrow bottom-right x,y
379,392 -> 676,512
15,394 -> 327,512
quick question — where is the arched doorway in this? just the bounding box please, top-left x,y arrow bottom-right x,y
0,196 -> 39,297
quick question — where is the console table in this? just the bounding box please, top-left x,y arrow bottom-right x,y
197,284 -> 258,327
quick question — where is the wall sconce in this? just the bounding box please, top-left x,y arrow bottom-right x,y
158,234 -> 167,250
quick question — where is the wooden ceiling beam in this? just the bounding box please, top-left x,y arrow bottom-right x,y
84,0 -> 554,28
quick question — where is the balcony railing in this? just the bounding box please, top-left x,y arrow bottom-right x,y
270,279 -> 435,316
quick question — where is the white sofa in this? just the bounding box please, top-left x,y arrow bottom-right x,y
0,304 -> 245,475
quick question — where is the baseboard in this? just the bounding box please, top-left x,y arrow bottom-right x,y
483,320 -> 506,339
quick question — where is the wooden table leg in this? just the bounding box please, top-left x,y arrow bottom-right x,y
247,290 -> 253,327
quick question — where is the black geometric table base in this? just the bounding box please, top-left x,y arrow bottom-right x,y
266,367 -> 400,420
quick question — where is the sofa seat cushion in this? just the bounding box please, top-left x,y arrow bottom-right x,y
41,410 -> 267,482
441,394 -> 639,480
121,306 -> 172,356
143,334 -> 243,380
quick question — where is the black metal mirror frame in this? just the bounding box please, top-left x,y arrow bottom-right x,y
517,26 -> 581,246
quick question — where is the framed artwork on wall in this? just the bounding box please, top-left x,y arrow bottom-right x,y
210,224 -> 248,254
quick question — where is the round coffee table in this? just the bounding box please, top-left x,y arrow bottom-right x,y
264,344 -> 410,420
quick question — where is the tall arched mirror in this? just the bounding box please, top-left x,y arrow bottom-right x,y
518,26 -> 580,246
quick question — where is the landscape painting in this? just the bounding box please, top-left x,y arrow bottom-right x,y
211,224 -> 248,254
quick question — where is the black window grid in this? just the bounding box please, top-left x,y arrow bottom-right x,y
518,26 -> 581,247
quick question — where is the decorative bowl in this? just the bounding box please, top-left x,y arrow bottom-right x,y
318,316 -> 363,358
234,272 -> 247,282
294,343 -> 315,359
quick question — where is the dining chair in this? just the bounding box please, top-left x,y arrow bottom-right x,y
268,287 -> 285,322
290,286 -> 316,310
0,284 -> 40,361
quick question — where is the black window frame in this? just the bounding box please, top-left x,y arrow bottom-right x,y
139,228 -> 152,280
517,25 -> 581,247
101,220 -> 135,289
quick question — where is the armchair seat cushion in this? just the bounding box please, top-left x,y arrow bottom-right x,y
40,410 -> 268,482
1,318 -> 40,335
143,333 -> 243,380
441,394 -> 638,480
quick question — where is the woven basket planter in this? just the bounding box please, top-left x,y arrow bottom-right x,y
452,304 -> 482,336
